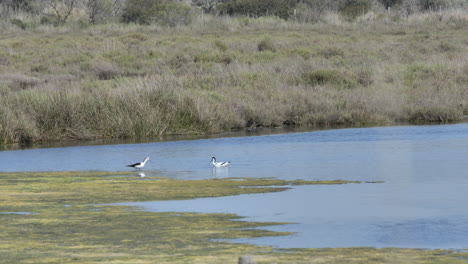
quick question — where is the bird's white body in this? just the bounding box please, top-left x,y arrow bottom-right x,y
211,157 -> 230,167
127,157 -> 150,170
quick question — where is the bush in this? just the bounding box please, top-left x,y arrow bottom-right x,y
40,15 -> 57,26
418,0 -> 450,11
403,63 -> 442,87
302,69 -> 357,89
193,0 -> 222,14
87,0 -> 125,24
290,48 -> 311,60
302,69 -> 337,86
2,0 -> 33,11
291,2 -> 323,23
213,40 -> 228,52
257,37 -> 276,52
220,0 -> 293,20
10,18 -> 27,30
90,60 -> 123,80
338,0 -> 372,19
121,0 -> 191,26
121,0 -> 166,24
319,47 -> 345,58
379,0 -> 403,9
160,1 -> 192,27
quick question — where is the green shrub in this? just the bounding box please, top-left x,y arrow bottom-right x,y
193,0 -> 222,14
404,63 -> 436,86
193,51 -> 220,64
87,0 -> 124,24
220,0 -> 293,20
302,69 -> 357,89
30,64 -> 49,73
356,68 -> 373,87
437,41 -> 456,52
319,47 -> 345,58
418,0 -> 450,11
90,60 -> 123,80
339,0 -> 372,19
257,37 -> 275,52
193,51 -> 234,65
40,15 -> 57,26
291,48 -> 311,60
121,0 -> 166,24
292,3 -> 319,23
119,33 -> 148,45
10,18 -> 27,30
3,0 -> 33,11
213,40 -> 228,52
250,51 -> 277,63
0,55 -> 9,66
121,0 -> 191,26
302,69 -> 336,86
379,0 -> 403,9
0,84 -> 10,96
168,53 -> 193,70
160,1 -> 192,27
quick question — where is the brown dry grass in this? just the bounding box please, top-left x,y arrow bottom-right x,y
0,12 -> 467,144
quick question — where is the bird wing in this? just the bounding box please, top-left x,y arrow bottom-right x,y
127,162 -> 141,167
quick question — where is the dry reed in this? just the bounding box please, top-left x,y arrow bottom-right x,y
0,11 -> 467,144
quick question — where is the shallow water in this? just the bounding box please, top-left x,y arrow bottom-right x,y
1,124 -> 468,249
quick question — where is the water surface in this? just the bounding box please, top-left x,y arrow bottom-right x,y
1,124 -> 467,249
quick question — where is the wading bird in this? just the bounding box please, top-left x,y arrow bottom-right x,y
127,157 -> 150,170
211,157 -> 230,167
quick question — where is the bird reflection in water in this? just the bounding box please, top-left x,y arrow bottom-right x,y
212,166 -> 230,178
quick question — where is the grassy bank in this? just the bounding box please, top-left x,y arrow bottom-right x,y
0,13 -> 467,144
0,171 -> 466,263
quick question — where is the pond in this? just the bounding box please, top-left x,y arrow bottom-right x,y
1,123 -> 467,249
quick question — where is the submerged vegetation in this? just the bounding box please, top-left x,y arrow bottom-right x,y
0,171 -> 466,263
0,2 -> 467,145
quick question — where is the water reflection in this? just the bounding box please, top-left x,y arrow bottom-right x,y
211,167 -> 231,178
0,127 -> 321,151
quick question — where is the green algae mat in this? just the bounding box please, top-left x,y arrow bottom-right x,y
0,171 -> 466,263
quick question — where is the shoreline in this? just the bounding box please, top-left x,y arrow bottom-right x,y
1,120 -> 467,151
0,171 -> 466,263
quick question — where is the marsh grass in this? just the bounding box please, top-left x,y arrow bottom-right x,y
0,13 -> 467,144
0,171 -> 466,263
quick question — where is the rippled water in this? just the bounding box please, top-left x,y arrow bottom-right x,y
1,124 -> 468,249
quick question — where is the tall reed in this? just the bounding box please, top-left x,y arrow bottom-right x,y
0,11 -> 466,144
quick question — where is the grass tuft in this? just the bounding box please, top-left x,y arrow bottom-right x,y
302,69 -> 357,89
257,36 -> 276,52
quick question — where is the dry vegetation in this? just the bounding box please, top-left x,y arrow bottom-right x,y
0,9 -> 467,144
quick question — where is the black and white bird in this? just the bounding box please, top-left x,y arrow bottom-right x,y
211,157 -> 230,167
127,157 -> 150,170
